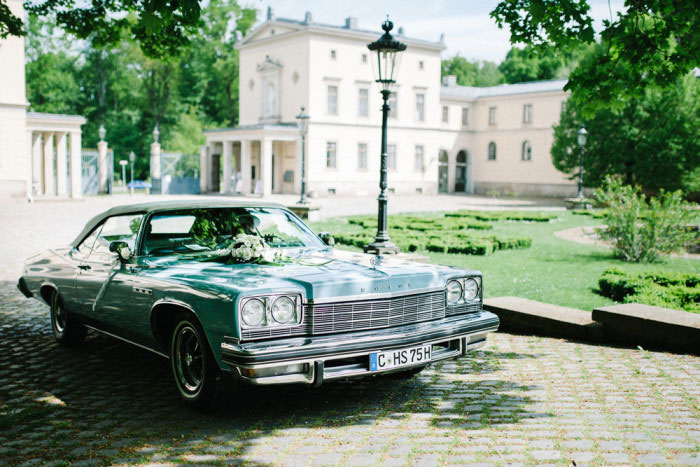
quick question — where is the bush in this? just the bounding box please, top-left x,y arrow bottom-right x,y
594,176 -> 695,262
598,267 -> 700,312
445,211 -> 557,222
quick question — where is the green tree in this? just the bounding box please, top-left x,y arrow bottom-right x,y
441,55 -> 504,87
551,69 -> 700,193
491,0 -> 700,115
498,45 -> 576,83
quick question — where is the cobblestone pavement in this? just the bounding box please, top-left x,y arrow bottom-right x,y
1,281 -> 699,466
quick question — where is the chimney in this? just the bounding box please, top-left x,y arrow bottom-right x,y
304,11 -> 313,24
397,26 -> 404,35
442,75 -> 457,86
439,33 -> 445,43
345,16 -> 358,29
267,6 -> 273,20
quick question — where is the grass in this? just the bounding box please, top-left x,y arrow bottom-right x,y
310,211 -> 699,311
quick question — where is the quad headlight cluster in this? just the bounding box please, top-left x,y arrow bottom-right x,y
239,294 -> 302,329
446,277 -> 481,305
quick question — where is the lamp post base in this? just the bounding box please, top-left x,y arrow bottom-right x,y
363,240 -> 400,255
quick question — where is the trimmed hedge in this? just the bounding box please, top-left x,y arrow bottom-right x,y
445,210 -> 557,222
598,268 -> 700,313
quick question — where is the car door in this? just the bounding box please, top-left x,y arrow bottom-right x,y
75,213 -> 144,336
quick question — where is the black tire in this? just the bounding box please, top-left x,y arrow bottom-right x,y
387,365 -> 426,379
50,290 -> 87,346
169,312 -> 235,409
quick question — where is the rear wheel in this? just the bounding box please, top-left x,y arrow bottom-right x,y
169,312 -> 235,409
50,290 -> 86,346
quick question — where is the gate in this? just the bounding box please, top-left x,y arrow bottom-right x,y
160,152 -> 200,194
81,149 -> 114,195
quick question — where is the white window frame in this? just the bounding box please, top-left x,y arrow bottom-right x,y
415,93 -> 425,122
357,142 -> 368,170
414,145 -> 424,171
442,106 -> 449,123
488,107 -> 497,125
326,142 -> 337,168
523,104 -> 533,124
327,85 -> 338,116
461,107 -> 469,126
358,88 -> 369,117
387,144 -> 397,170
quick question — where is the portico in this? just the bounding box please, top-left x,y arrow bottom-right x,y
202,124 -> 303,196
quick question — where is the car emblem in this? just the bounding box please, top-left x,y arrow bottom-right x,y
370,256 -> 377,268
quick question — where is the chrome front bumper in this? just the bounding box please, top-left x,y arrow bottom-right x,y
220,311 -> 499,386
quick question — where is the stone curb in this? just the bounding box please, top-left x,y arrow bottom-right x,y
484,297 -> 699,354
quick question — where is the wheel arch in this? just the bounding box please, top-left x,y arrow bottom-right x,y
39,282 -> 58,306
150,299 -> 205,354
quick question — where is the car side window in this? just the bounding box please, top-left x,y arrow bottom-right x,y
73,226 -> 102,260
87,214 -> 144,261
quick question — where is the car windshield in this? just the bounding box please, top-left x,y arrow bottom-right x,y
142,207 -> 324,256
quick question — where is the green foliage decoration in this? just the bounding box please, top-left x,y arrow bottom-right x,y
594,176 -> 696,263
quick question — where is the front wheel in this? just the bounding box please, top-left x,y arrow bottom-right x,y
50,290 -> 86,346
169,312 -> 234,409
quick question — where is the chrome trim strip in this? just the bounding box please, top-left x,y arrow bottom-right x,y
85,325 -> 169,358
308,286 -> 447,304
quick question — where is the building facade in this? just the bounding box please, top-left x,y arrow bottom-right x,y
0,0 -> 86,199
202,10 -> 576,198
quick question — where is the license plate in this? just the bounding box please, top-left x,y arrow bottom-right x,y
369,344 -> 432,372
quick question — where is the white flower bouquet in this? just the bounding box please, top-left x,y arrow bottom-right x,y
226,233 -> 288,264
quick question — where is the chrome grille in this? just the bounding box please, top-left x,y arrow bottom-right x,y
308,290 -> 477,335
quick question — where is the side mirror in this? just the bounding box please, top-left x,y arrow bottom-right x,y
109,241 -> 132,261
319,232 -> 335,246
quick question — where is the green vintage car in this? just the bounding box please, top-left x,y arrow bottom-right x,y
18,200 -> 499,407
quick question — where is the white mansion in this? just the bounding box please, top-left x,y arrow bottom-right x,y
202,9 -> 574,198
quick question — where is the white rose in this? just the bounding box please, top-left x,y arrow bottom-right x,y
119,247 -> 132,260
262,249 -> 275,262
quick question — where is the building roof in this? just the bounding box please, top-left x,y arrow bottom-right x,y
240,11 -> 445,52
440,78 -> 568,101
26,111 -> 87,124
203,123 -> 297,134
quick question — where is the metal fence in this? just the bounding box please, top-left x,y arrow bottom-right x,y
160,152 -> 200,194
81,149 -> 114,195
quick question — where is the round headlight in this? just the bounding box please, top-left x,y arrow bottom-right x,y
464,278 -> 479,301
446,280 -> 463,304
241,299 -> 265,326
271,296 -> 296,324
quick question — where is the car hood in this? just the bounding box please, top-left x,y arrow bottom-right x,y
136,248 -> 478,302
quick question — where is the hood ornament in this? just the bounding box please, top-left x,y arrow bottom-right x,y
370,256 -> 377,268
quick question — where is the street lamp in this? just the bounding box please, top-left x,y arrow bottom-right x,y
577,127 -> 587,198
98,125 -> 106,142
129,151 -> 136,194
364,18 -> 406,255
295,107 -> 310,204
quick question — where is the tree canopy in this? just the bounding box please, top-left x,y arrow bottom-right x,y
551,66 -> 700,193
24,0 -> 256,179
441,55 -> 505,87
491,0 -> 700,115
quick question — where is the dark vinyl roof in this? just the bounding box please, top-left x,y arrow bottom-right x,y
70,198 -> 286,247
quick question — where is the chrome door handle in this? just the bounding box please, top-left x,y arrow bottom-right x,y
78,265 -> 91,271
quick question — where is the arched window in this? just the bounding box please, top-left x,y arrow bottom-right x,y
487,142 -> 496,160
522,140 -> 532,161
456,150 -> 467,164
439,150 -> 448,163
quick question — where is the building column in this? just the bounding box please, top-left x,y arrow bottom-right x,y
42,132 -> 55,196
97,140 -> 108,194
69,132 -> 82,198
56,132 -> 68,197
199,145 -> 208,192
241,140 -> 252,195
261,138 -> 273,197
222,140 -> 233,193
31,133 -> 42,195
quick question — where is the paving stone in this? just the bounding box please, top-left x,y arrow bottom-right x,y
602,452 -> 630,464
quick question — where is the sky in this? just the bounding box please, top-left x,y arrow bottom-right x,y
246,0 -> 626,63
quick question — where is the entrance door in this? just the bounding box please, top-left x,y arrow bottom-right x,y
455,150 -> 468,192
438,150 -> 449,193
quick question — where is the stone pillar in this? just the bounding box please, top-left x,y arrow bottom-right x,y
31,133 -> 42,195
150,142 -> 161,194
97,140 -> 108,194
56,132 -> 68,197
199,145 -> 208,193
70,132 -> 82,198
42,132 -> 55,196
222,140 -> 233,193
261,138 -> 273,197
241,140 -> 252,195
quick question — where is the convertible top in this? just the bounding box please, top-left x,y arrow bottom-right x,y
70,198 -> 287,247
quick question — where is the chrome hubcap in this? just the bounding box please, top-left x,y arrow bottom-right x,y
175,326 -> 203,394
54,300 -> 66,333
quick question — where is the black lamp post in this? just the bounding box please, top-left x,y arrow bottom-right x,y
364,18 -> 406,255
576,127 -> 587,198
295,107 -> 310,204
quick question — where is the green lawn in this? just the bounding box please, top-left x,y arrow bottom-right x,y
310,211 -> 699,311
